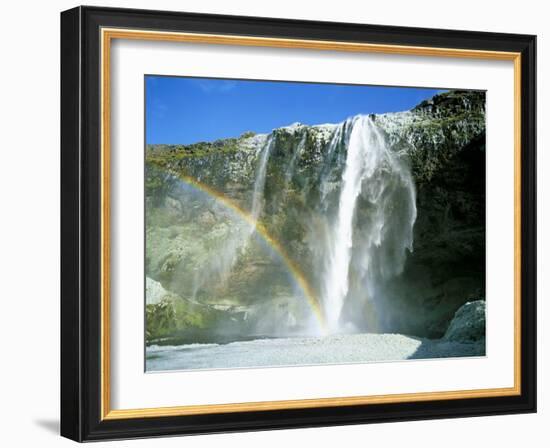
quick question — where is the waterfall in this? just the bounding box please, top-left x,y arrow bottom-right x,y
321,116 -> 417,331
251,135 -> 274,221
177,116 -> 416,332
319,125 -> 344,205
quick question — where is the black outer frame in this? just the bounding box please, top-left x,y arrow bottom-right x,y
60,5 -> 537,442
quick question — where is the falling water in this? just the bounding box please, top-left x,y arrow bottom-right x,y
321,116 -> 417,331
251,135 -> 274,221
319,125 -> 345,204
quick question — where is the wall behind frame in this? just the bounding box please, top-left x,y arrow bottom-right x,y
0,0 -> 545,447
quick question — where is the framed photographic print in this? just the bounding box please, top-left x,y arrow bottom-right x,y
60,6 -> 536,442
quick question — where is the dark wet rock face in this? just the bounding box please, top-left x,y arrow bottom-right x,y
376,91 -> 486,337
145,90 -> 486,342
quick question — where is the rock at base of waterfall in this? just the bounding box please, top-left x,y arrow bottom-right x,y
443,300 -> 486,342
146,277 -> 173,305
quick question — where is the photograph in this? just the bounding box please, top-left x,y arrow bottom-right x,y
144,77 -> 487,372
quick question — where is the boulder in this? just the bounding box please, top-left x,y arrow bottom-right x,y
443,300 -> 486,342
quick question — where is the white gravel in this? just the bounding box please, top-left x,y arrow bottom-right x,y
146,333 -> 485,372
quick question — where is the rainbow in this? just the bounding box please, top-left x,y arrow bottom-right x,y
161,170 -> 326,329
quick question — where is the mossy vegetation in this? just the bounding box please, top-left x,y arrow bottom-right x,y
146,137 -> 244,163
145,295 -> 246,344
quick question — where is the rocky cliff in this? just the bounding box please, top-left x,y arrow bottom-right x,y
145,90 -> 486,343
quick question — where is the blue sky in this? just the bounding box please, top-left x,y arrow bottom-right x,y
146,76 -> 444,144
